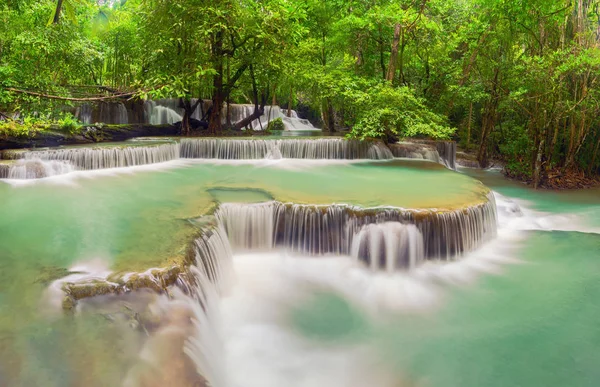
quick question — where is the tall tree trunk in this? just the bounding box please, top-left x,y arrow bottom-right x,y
386,24 -> 401,82
179,98 -> 201,135
321,99 -> 335,132
234,67 -> 266,130
208,31 -> 224,134
53,0 -> 64,24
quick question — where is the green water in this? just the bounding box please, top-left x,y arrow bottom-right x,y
284,169 -> 600,387
464,168 -> 600,221
377,230 -> 600,387
1,157 -> 597,386
379,169 -> 600,387
0,158 -> 483,385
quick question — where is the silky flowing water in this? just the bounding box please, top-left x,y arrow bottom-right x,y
0,149 -> 597,386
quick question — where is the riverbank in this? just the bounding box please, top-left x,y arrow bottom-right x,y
0,124 -> 179,150
0,123 -> 311,151
457,147 -> 600,190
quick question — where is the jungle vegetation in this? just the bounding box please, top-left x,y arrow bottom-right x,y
1,0 -> 600,187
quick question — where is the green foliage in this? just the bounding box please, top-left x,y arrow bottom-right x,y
346,84 -> 454,141
499,123 -> 533,180
1,0 -> 600,182
267,118 -> 285,132
0,117 -> 45,139
56,113 -> 81,135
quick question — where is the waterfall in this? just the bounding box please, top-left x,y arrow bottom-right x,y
190,225 -> 234,292
390,141 -> 457,170
436,141 -> 457,170
184,226 -> 233,387
76,104 -> 93,125
150,105 -> 183,125
71,98 -> 319,131
390,142 -> 441,163
4,159 -> 75,179
215,203 -> 276,250
350,223 -> 425,270
180,138 -> 393,160
21,143 -> 180,170
96,102 -> 129,124
0,164 -> 8,178
215,192 -> 497,264
229,105 -> 319,132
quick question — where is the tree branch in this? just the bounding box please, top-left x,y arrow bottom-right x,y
3,87 -> 147,102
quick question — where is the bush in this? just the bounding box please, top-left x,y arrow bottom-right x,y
267,117 -> 285,131
57,113 -> 81,135
344,83 -> 454,142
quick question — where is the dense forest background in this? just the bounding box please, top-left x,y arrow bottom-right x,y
1,0 -> 600,187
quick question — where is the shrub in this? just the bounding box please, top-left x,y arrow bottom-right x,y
267,117 -> 285,132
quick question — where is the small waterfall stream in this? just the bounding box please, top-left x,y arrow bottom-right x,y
180,138 -> 393,160
350,222 -> 425,271
390,142 -> 457,170
20,143 -> 180,170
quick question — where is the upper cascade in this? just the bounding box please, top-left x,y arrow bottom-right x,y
180,138 -> 393,160
390,141 -> 457,170
215,193 -> 497,270
19,143 -> 180,170
75,100 -> 320,132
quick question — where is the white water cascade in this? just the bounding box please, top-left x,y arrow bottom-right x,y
350,222 -> 425,271
20,143 -> 180,170
180,138 -> 393,160
149,104 -> 183,125
215,194 -> 497,264
390,141 -> 457,170
1,159 -> 75,179
175,191 -> 497,387
143,99 -> 320,132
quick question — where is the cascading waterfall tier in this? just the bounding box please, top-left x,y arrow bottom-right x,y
350,222 -> 425,271
19,143 -> 180,171
1,159 -> 75,179
390,141 -> 457,170
0,164 -> 8,178
189,225 -> 234,294
180,138 -> 393,160
215,192 -> 497,269
436,141 -> 457,170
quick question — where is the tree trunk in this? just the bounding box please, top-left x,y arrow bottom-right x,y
208,31 -> 224,134
321,99 -> 335,132
477,108 -> 491,168
179,97 -> 201,135
53,0 -> 64,24
234,106 -> 265,130
532,137 -> 545,189
386,24 -> 402,82
287,85 -> 293,117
